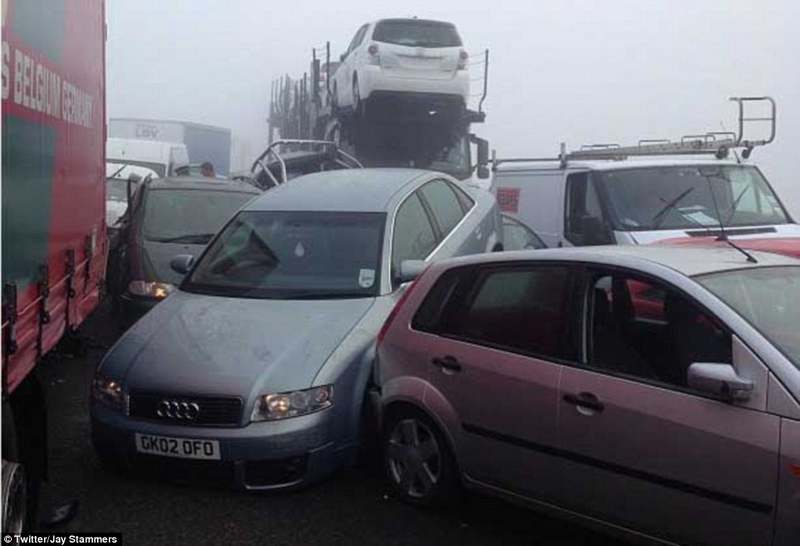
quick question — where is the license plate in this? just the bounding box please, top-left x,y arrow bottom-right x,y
135,433 -> 220,460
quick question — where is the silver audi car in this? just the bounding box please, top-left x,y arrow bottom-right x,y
90,168 -> 502,489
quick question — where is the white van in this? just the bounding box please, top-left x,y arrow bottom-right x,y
492,97 -> 800,248
106,138 -> 189,178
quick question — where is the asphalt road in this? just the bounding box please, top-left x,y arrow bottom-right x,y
38,302 -> 622,546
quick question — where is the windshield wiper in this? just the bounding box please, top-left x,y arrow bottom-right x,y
150,233 -> 216,244
108,163 -> 129,179
651,187 -> 695,229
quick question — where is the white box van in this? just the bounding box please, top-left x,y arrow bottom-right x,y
106,138 -> 189,178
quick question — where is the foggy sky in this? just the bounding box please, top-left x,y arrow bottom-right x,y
107,0 -> 800,214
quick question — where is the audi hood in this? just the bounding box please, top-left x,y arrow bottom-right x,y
99,290 -> 375,404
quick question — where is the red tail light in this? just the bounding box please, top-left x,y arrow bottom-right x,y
377,274 -> 424,346
457,49 -> 468,69
368,44 -> 379,56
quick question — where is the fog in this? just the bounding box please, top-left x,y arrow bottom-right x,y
107,0 -> 800,215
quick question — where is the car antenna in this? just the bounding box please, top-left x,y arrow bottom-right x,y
701,167 -> 757,263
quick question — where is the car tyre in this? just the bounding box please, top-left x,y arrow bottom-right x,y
383,407 -> 459,507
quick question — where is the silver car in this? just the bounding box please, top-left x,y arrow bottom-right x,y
90,168 -> 502,490
376,245 -> 800,545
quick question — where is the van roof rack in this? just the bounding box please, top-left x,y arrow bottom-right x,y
250,139 -> 363,187
493,96 -> 776,169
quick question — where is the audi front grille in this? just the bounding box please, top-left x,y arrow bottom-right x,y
128,392 -> 243,426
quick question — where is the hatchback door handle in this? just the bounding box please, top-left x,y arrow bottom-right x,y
563,392 -> 604,413
432,355 -> 462,373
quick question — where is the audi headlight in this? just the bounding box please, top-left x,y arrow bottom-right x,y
128,280 -> 175,299
92,374 -> 125,412
251,385 -> 333,422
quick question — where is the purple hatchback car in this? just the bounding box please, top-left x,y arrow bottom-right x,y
376,245 -> 800,546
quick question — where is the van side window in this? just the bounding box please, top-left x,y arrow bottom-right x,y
565,173 -> 612,246
588,272 -> 732,388
439,266 -> 576,361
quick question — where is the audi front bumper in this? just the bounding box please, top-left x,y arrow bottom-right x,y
90,401 -> 356,490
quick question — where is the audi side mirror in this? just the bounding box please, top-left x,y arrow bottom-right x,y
397,260 -> 426,284
170,254 -> 195,275
687,362 -> 754,401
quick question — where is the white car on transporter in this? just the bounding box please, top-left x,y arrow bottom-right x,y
331,18 -> 470,117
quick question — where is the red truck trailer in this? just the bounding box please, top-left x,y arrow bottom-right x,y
2,0 -> 106,532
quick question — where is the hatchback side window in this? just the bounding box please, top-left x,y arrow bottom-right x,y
419,180 -> 465,236
353,24 -> 369,49
347,24 -> 368,54
588,272 -> 732,388
441,266 -> 576,361
392,193 -> 437,277
565,173 -> 612,245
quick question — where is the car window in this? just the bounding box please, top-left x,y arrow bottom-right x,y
372,19 -> 462,48
186,211 -> 385,298
452,183 -> 474,211
502,216 -> 546,250
419,180 -> 465,235
142,189 -> 254,243
353,24 -> 369,49
346,24 -> 368,54
587,271 -> 732,388
392,193 -> 437,275
565,173 -> 611,245
440,266 -> 576,361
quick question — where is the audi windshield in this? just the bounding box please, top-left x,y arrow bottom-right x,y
596,165 -> 790,231
184,211 -> 385,299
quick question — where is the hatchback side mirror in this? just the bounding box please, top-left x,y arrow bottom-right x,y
170,254 -> 195,275
397,260 -> 426,284
687,362 -> 754,401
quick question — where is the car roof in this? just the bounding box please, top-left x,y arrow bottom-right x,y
440,244 -> 800,277
375,18 -> 457,26
244,168 -> 430,213
494,158 -> 742,174
145,176 -> 259,194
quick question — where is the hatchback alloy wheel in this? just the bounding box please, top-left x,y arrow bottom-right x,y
386,417 -> 443,500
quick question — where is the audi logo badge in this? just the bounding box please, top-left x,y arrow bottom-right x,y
156,400 -> 201,421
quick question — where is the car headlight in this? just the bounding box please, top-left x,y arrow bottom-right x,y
92,374 -> 125,412
128,280 -> 175,299
251,385 -> 333,422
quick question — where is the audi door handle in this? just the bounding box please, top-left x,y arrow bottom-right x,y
563,392 -> 604,412
432,356 -> 462,373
